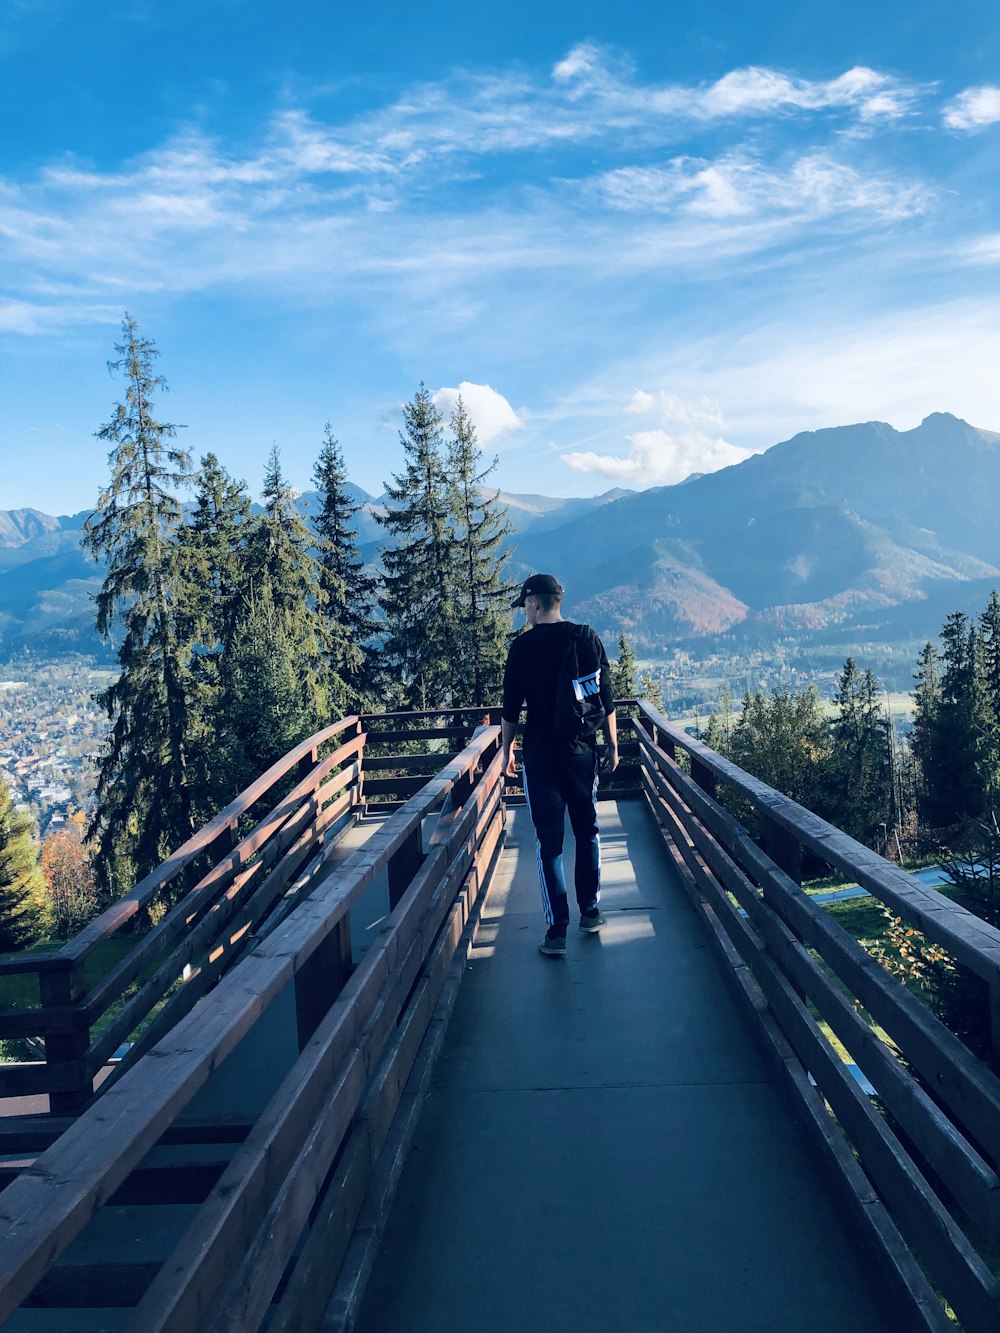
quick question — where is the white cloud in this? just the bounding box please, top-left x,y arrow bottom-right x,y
961,234 -> 1000,264
0,50 -> 944,342
622,390 -> 724,431
552,44 -> 606,85
944,86 -> 1000,131
551,48 -> 921,124
688,65 -> 917,122
562,429 -> 752,486
432,382 -> 522,445
624,390 -> 656,415
592,152 -> 930,223
616,296 -> 1000,454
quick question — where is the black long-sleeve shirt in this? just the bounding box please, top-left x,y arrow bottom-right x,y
501,620 -> 614,758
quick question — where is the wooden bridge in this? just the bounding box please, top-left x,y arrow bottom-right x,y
1,703 -> 999,1331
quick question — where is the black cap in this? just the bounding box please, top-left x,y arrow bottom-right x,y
512,573 -> 564,608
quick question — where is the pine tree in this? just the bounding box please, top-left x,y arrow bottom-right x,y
82,315 -> 195,895
935,612 -> 987,826
174,453 -> 254,814
245,445 -> 327,719
912,641 -> 944,826
214,449 -> 327,800
978,589 -> 1000,805
377,386 -> 461,710
0,780 -> 45,952
611,633 -> 638,702
446,397 -> 513,707
702,682 -> 734,755
312,425 -> 380,715
639,669 -> 664,712
828,658 -> 892,847
215,585 -> 321,797
177,452 -> 253,651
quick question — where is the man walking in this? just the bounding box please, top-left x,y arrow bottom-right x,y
501,573 -> 618,957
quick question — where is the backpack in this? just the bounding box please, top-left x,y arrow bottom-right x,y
553,625 -> 607,744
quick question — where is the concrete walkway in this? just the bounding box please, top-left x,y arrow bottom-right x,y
354,799 -> 893,1333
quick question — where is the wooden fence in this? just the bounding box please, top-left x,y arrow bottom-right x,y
0,716 -> 505,1329
635,699 -> 1000,1333
0,716 -> 367,1115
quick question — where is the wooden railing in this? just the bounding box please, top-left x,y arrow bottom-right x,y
635,700 -> 1000,1333
0,720 -> 506,1328
0,716 -> 367,1114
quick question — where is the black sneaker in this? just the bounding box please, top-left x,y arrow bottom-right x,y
579,911 -> 606,933
538,929 -> 567,957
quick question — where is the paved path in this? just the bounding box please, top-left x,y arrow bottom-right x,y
355,799 -> 894,1333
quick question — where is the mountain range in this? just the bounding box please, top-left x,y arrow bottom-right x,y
2,412 -> 998,658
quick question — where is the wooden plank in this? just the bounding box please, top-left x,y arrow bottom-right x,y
644,761 -> 1000,1331
316,811 -> 505,1333
362,752 -> 461,772
0,1060 -> 86,1097
269,803 -> 504,1333
0,1007 -> 82,1038
82,743 -> 364,1022
124,840 -> 455,1333
89,777 -> 361,1081
0,729 -> 498,1322
58,720 -> 365,965
636,703 -> 1000,987
755,941 -> 1000,1333
361,775 -> 434,797
139,780 -> 503,1333
657,768 -> 1000,1246
0,818 -> 410,1318
636,721 -> 1000,1167
639,781 -> 955,1333
362,727 -> 471,744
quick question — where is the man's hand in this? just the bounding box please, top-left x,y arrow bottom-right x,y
503,748 -> 518,781
600,745 -> 619,775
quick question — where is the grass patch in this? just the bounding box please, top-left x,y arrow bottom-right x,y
0,935 -> 140,1010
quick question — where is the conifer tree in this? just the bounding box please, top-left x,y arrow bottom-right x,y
703,683 -> 734,755
175,453 -> 254,814
0,780 -> 45,951
446,397 -> 513,706
730,686 -> 831,813
214,448 -> 327,798
611,633 -> 638,702
246,445 -> 327,718
912,641 -> 944,826
177,452 -> 253,651
934,612 -> 988,826
83,315 -> 195,895
639,669 -> 664,712
312,425 -> 380,715
377,386 -> 460,709
828,657 -> 893,847
978,589 -> 1000,804
215,585 -> 320,796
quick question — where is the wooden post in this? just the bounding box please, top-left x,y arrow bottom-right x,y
991,981 -> 1000,1077
690,757 -> 717,800
387,825 -> 424,910
294,918 -> 352,1051
40,962 -> 90,1116
761,815 -> 802,885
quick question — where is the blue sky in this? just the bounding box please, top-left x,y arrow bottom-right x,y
3,0 -> 1000,514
